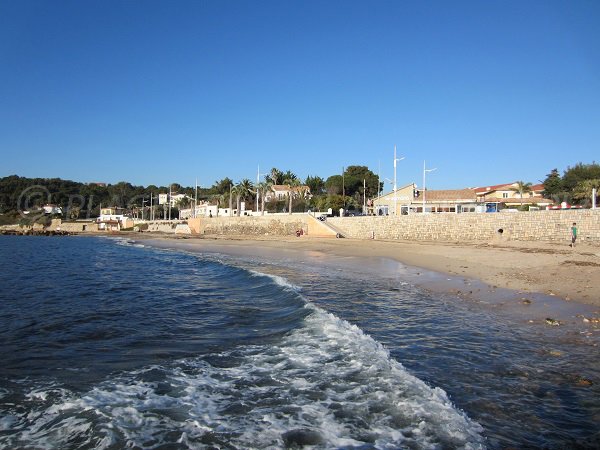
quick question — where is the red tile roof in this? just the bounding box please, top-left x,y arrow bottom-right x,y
422,189 -> 477,201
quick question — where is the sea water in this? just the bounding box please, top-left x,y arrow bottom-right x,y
0,235 -> 598,449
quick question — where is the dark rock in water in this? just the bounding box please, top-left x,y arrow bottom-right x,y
282,429 -> 324,447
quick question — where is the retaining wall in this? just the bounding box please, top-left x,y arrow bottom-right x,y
148,215 -> 308,237
327,210 -> 600,243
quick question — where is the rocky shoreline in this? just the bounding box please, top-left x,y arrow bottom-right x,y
0,229 -> 74,236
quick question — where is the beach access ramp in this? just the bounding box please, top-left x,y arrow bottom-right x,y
306,214 -> 346,238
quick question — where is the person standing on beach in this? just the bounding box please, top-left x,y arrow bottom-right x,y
570,222 -> 577,247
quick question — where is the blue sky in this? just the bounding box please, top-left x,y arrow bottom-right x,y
1,0 -> 598,190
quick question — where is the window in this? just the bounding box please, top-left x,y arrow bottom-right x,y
502,192 -> 509,198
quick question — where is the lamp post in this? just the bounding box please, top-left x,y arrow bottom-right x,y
422,160 -> 437,213
141,198 -> 148,221
168,184 -> 172,221
385,178 -> 394,216
256,164 -> 267,214
393,145 -> 405,216
194,179 -> 198,218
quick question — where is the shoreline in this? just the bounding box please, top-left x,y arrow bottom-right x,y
147,234 -> 600,302
135,233 -> 600,325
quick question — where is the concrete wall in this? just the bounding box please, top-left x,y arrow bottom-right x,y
328,210 -> 600,243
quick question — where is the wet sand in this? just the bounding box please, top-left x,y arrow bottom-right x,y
139,234 -> 600,326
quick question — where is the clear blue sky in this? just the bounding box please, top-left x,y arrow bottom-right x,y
1,0 -> 599,190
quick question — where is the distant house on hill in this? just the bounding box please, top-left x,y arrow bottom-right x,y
42,204 -> 63,215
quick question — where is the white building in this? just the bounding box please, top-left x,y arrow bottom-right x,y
42,204 -> 63,215
158,193 -> 191,208
97,207 -> 134,231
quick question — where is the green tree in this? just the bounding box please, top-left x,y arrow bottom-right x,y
325,175 -> 343,195
562,163 -> 600,191
234,179 -> 254,215
510,181 -> 533,203
230,184 -> 241,216
211,177 -> 234,195
305,175 -> 325,195
572,179 -> 600,204
177,196 -> 191,209
266,168 -> 284,186
282,170 -> 298,182
283,177 -> 301,214
256,180 -> 273,215
542,169 -> 563,198
343,166 -> 379,199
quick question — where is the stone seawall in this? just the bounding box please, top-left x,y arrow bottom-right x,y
146,215 -> 308,237
328,210 -> 600,244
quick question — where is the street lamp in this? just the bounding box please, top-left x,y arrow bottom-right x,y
384,178 -> 394,216
256,164 -> 268,214
141,198 -> 148,221
422,160 -> 437,213
393,145 -> 405,216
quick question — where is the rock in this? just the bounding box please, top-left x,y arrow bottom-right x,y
282,429 -> 324,447
574,376 -> 593,387
545,318 -> 560,326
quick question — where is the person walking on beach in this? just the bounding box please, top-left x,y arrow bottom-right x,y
570,222 -> 577,247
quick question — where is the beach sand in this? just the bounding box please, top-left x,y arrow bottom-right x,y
141,234 -> 600,319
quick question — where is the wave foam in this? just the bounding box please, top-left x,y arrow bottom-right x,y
1,303 -> 485,449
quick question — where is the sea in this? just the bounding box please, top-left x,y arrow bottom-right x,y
0,235 -> 598,449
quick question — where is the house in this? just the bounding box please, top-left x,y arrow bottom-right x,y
158,193 -> 192,208
42,204 -> 63,215
178,202 -> 218,219
370,183 -> 417,215
97,207 -> 134,231
416,189 -> 479,213
371,182 -> 551,215
264,185 -> 311,202
474,182 -> 552,209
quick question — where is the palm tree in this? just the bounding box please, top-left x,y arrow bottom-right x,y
232,179 -> 254,216
239,179 -> 254,212
268,168 -> 283,186
511,181 -> 533,203
230,185 -> 242,216
573,179 -> 600,203
228,183 -> 234,216
177,196 -> 191,209
284,178 -> 301,215
256,181 -> 273,215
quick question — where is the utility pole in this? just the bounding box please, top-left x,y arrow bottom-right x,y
195,178 -> 198,218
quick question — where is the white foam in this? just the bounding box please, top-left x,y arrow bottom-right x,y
1,305 -> 485,449
250,269 -> 301,292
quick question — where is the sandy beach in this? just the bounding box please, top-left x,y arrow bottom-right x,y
143,234 -> 600,318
